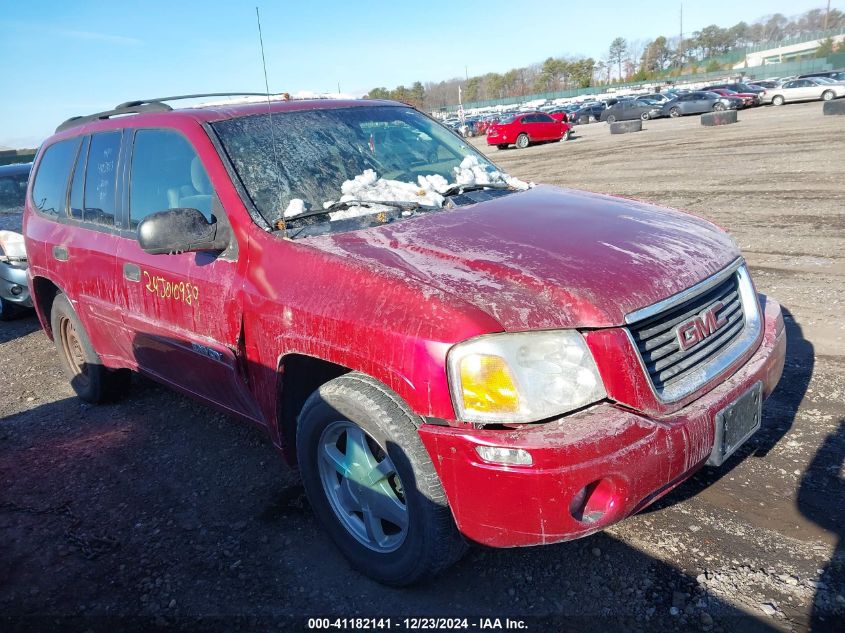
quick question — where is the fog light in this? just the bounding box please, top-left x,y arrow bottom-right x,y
10,285 -> 23,296
475,445 -> 533,466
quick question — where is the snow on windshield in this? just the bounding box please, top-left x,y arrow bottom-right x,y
284,156 -> 531,221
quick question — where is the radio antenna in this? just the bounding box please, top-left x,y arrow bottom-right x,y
256,6 -> 286,233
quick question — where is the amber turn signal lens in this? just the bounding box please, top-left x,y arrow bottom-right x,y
459,354 -> 520,414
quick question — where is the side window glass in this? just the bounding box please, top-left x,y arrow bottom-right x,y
31,138 -> 80,217
537,114 -> 554,122
130,129 -> 214,229
0,171 -> 29,214
84,132 -> 121,226
69,136 -> 91,220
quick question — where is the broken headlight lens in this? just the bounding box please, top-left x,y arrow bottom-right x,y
447,331 -> 606,424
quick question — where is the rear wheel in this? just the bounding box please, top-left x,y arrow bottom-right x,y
606,115 -> 616,123
50,293 -> 131,403
772,95 -> 785,106
713,102 -> 726,111
640,112 -> 650,121
515,133 -> 529,149
822,90 -> 835,102
669,107 -> 681,118
297,373 -> 466,586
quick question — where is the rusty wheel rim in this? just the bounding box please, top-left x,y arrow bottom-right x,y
60,317 -> 89,388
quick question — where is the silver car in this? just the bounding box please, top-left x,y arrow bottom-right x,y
0,162 -> 32,320
762,78 -> 845,105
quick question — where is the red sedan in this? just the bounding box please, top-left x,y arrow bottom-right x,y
486,111 -> 571,149
709,88 -> 759,107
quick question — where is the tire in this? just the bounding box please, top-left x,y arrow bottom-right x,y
713,102 -> 725,111
50,293 -> 131,403
0,297 -> 22,321
772,95 -> 785,106
561,129 -> 571,142
822,90 -> 835,102
515,133 -> 529,149
496,144 -> 508,150
296,373 -> 466,586
606,115 -> 616,123
669,107 -> 681,118
640,112 -> 650,121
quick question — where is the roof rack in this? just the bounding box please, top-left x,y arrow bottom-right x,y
56,92 -> 280,133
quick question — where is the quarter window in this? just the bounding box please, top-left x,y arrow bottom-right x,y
31,138 -> 80,217
130,129 -> 214,228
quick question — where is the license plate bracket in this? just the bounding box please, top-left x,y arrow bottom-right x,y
707,381 -> 763,467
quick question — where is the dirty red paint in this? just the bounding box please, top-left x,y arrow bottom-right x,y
23,99 -> 786,550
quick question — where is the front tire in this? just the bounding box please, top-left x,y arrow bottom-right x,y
561,129 -> 571,141
772,95 -> 785,106
669,107 -> 681,118
713,102 -> 726,111
296,373 -> 466,586
640,112 -> 650,121
822,90 -> 835,102
606,115 -> 616,123
50,293 -> 130,403
515,133 -> 529,149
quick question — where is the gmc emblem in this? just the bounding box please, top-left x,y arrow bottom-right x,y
676,301 -> 728,351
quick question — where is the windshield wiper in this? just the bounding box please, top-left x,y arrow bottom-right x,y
283,199 -> 439,224
441,182 -> 512,196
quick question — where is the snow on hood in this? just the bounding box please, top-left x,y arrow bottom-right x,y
284,156 -> 532,221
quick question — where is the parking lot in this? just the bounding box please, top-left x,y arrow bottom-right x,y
1,102 -> 843,631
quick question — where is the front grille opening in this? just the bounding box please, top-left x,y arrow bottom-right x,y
629,273 -> 745,393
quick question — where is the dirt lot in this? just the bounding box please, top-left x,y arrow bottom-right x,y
2,103 -> 844,632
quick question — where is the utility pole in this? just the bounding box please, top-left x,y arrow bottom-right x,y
679,3 -> 683,69
824,0 -> 831,31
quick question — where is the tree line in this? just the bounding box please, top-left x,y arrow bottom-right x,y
366,7 -> 845,110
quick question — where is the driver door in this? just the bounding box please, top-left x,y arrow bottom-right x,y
115,127 -> 259,420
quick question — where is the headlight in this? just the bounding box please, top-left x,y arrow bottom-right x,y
446,331 -> 606,424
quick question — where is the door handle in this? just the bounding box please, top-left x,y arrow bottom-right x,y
123,262 -> 141,282
52,245 -> 69,261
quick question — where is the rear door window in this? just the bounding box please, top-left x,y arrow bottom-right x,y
68,136 -> 91,220
31,138 -> 80,217
84,132 -> 121,226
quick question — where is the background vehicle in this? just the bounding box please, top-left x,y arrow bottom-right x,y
636,93 -> 672,105
572,103 -> 606,123
486,111 -> 570,148
660,91 -> 741,117
747,80 -> 779,89
708,88 -> 759,108
762,78 -> 845,105
0,163 -> 33,319
798,70 -> 845,82
708,82 -> 766,95
600,100 -> 662,122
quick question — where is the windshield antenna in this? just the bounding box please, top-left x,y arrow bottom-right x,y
255,6 -> 286,235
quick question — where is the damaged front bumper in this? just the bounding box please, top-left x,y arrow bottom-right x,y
418,295 -> 785,548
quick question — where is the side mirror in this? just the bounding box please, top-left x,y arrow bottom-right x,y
137,208 -> 228,255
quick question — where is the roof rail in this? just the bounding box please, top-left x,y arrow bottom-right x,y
56,93 -> 281,134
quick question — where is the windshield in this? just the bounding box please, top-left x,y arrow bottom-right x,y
212,105 -> 517,230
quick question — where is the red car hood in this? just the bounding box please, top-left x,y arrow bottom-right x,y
310,186 -> 740,330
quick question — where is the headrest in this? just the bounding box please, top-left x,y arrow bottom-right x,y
191,157 -> 211,194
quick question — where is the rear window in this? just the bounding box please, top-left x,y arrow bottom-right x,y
31,138 -> 80,217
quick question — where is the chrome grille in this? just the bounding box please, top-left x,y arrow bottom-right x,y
629,272 -> 746,394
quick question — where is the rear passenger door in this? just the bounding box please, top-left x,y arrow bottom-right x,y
115,127 -> 259,420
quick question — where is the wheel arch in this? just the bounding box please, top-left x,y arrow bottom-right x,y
30,275 -> 63,340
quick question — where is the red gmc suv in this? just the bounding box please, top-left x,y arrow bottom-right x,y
23,95 -> 786,586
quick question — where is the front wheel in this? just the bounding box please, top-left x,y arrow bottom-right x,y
669,107 -> 681,118
561,129 -> 571,141
713,102 -> 726,111
822,90 -> 835,102
515,133 -> 529,149
296,373 -> 466,586
772,95 -> 785,106
606,115 -> 616,123
640,112 -> 650,121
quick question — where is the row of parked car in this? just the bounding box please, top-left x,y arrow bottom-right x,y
464,69 -> 845,149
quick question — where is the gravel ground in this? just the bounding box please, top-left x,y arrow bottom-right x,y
1,102 -> 843,632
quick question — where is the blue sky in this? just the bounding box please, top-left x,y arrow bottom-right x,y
0,0 -> 831,147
